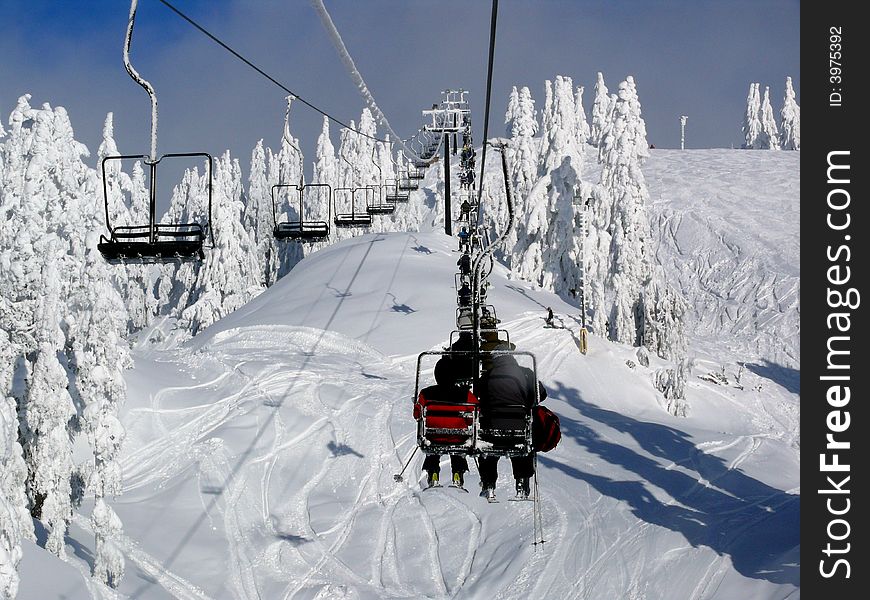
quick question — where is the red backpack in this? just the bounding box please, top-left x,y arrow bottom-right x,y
532,405 -> 561,452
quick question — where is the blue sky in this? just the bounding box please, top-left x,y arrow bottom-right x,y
1,0 -> 799,175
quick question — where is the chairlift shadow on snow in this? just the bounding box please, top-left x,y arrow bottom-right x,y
327,440 -> 365,458
387,292 -> 417,315
327,285 -> 353,298
542,381 -> 799,586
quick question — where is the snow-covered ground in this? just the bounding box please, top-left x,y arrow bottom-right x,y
19,150 -> 800,599
646,149 -> 800,374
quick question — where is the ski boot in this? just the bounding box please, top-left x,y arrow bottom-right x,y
515,477 -> 531,500
426,471 -> 440,488
452,471 -> 464,488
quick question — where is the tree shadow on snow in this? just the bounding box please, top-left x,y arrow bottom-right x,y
541,381 -> 799,586
744,360 -> 800,395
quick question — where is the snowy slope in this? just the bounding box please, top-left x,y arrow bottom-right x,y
644,149 -> 800,373
44,230 -> 800,599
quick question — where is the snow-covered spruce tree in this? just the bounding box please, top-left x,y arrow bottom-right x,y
540,76 -> 583,175
69,238 -> 129,588
504,86 -> 520,138
757,86 -> 780,150
541,80 -> 554,141
505,76 -> 585,294
243,139 -> 279,287
310,116 -> 339,243
1,331 -> 30,600
594,76 -> 685,359
21,253 -> 76,557
590,72 -> 611,146
574,85 -> 590,147
502,85 -> 540,264
741,82 -> 762,149
178,152 -> 263,335
780,76 -> 800,150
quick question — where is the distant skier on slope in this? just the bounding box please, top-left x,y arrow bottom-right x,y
414,356 -> 476,488
477,341 -> 548,500
545,307 -> 554,328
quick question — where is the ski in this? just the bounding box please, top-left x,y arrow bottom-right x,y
508,496 -> 535,502
449,484 -> 469,493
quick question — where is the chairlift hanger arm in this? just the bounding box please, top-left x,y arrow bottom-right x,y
125,0 -> 158,160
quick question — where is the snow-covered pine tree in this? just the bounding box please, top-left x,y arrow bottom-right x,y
21,252 -> 76,557
505,76 -> 585,293
244,139 -> 279,287
70,238 -> 129,587
503,85 -> 540,261
178,152 -> 263,335
1,331 -> 30,600
541,80 -> 554,140
311,116 -> 338,243
758,86 -> 780,150
355,108 -> 378,188
594,76 -> 686,359
574,85 -> 590,147
780,76 -> 800,150
540,76 -> 583,175
504,86 -> 520,138
741,83 -> 762,149
590,72 -> 611,146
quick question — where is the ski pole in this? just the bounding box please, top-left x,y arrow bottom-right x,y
393,446 -> 419,482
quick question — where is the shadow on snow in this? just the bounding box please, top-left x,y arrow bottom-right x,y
542,381 -> 799,587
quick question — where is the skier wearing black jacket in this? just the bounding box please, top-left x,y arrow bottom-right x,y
477,343 -> 547,499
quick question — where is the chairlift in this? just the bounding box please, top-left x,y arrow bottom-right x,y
366,185 -> 396,215
384,179 -> 409,203
272,183 -> 331,241
365,145 -> 396,215
333,187 -> 373,228
99,0 -> 213,264
413,349 -> 537,458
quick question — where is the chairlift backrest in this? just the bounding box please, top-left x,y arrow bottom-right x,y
272,182 -> 332,241
99,152 -> 214,263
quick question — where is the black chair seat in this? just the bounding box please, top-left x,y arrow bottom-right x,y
367,204 -> 396,215
334,215 -> 372,228
274,221 -> 329,240
98,239 -> 204,263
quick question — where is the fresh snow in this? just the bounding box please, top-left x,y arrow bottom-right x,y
21,218 -> 798,599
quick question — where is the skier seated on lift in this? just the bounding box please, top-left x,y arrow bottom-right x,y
545,307 -> 554,327
458,281 -> 473,307
457,252 -> 472,275
477,341 -> 548,500
458,227 -> 470,250
414,356 -> 477,488
460,199 -> 472,218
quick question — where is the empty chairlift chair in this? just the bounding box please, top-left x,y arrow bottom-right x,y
366,185 -> 396,215
384,179 -> 409,203
99,152 -> 213,263
333,187 -> 373,228
272,183 -> 331,241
